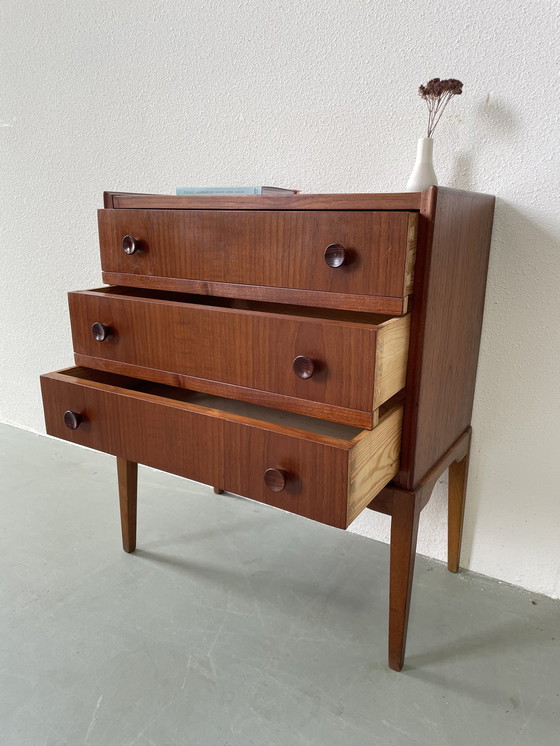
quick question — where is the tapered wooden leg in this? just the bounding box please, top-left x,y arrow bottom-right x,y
448,437 -> 471,573
213,487 -> 224,494
388,488 -> 421,671
117,458 -> 137,553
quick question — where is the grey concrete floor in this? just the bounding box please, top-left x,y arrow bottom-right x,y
0,423 -> 559,746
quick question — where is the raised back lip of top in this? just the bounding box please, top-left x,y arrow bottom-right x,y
102,190 -> 425,211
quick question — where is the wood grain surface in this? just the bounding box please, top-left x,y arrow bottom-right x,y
117,458 -> 137,553
104,191 -> 422,211
40,186 -> 497,671
396,187 -> 495,487
69,288 -> 409,426
346,405 -> 403,524
100,273 -> 409,315
366,426 -> 473,670
40,368 -> 403,529
98,209 -> 416,301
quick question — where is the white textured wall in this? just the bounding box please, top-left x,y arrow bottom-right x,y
2,1 -> 559,597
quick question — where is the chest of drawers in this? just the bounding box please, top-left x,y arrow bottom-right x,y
40,187 -> 495,670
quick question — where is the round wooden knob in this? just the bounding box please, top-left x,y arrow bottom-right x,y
91,322 -> 111,342
324,243 -> 346,268
264,468 -> 288,493
122,235 -> 139,254
63,410 -> 82,430
293,355 -> 315,379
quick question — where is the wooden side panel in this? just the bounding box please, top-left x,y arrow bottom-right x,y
98,209 -> 414,299
373,315 -> 410,409
397,187 -> 495,488
68,290 -> 380,416
40,373 -> 350,528
346,405 -> 403,525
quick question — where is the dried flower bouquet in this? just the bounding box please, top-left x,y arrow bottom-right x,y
418,78 -> 463,137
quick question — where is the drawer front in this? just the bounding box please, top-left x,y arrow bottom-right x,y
40,369 -> 403,529
41,370 -> 348,528
98,210 -> 417,310
69,290 -> 409,428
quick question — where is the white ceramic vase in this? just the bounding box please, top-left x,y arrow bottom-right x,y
406,137 -> 438,191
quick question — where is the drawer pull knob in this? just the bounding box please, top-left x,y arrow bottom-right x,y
122,235 -> 139,254
91,322 -> 111,342
324,243 -> 346,268
63,410 -> 82,430
293,355 -> 315,379
264,468 -> 288,493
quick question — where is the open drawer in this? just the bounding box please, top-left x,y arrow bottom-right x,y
40,367 -> 403,529
98,208 -> 418,315
69,287 -> 410,429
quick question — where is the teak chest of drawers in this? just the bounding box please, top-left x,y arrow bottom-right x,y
40,188 -> 495,670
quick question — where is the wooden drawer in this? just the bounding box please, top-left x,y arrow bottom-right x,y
69,287 -> 410,429
99,209 -> 418,315
40,368 -> 403,529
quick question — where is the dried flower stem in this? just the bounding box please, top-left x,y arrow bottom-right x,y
428,92 -> 452,136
